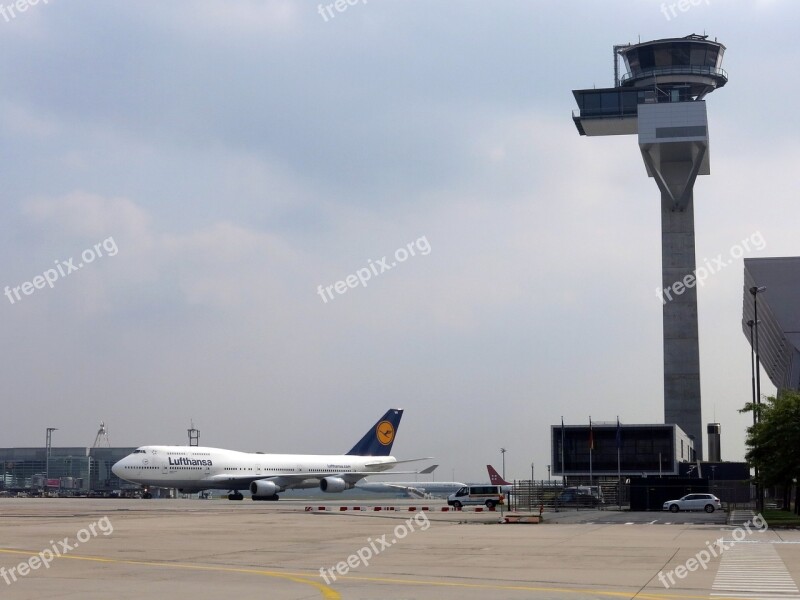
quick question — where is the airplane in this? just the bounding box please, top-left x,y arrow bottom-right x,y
112,409 -> 428,501
354,465 -> 466,499
486,465 -> 514,494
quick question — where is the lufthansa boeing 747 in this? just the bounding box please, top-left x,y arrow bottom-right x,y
112,409 -> 426,500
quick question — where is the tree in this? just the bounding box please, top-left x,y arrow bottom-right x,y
740,390 -> 800,514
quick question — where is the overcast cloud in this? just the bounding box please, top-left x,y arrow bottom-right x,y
1,0 -> 797,482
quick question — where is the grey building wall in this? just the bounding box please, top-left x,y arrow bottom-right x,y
743,257 -> 800,392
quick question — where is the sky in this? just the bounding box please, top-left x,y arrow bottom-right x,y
1,0 -> 797,484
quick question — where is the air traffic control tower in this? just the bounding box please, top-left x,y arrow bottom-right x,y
572,34 -> 728,458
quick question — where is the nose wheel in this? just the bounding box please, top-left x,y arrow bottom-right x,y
228,492 -> 244,501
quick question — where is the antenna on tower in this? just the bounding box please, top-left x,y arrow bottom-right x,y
93,421 -> 111,448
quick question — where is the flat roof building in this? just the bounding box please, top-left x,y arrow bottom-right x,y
551,423 -> 695,477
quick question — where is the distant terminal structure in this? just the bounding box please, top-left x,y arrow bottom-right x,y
0,447 -> 133,493
743,257 -> 800,392
572,34 -> 728,458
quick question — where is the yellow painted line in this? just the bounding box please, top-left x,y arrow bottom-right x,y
315,572 -> 746,600
0,549 -> 339,600
0,548 -> 748,600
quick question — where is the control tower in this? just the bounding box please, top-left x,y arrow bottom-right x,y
571,34 -> 728,458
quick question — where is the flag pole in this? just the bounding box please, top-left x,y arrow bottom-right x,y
589,416 -> 593,487
616,417 -> 621,509
561,416 -> 565,485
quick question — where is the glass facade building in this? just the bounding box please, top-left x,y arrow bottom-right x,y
0,447 -> 134,491
550,423 -> 695,477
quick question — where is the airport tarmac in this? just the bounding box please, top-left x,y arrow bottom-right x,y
1,498 -> 799,599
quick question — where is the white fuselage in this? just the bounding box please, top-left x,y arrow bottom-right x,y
112,445 -> 397,492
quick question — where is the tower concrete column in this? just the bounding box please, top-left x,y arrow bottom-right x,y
639,101 -> 709,459
660,191 -> 702,457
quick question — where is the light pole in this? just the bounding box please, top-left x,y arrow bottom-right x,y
747,319 -> 758,428
500,448 -> 506,480
750,285 -> 766,514
531,462 -> 534,482
750,286 -> 766,421
747,318 -> 760,508
547,465 -> 551,481
45,428 -> 58,489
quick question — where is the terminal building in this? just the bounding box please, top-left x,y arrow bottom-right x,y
0,447 -> 133,493
743,257 -> 800,392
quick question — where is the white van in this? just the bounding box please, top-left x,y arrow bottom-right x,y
447,485 -> 505,509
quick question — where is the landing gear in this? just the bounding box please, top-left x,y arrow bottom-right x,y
142,492 -> 152,499
228,492 -> 244,501
252,494 -> 280,501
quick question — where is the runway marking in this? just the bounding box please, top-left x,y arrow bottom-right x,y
711,542 -> 800,600
0,548 -> 339,599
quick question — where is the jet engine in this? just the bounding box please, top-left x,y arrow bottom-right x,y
319,476 -> 354,493
249,480 -> 280,496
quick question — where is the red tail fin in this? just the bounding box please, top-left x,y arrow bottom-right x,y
487,465 -> 510,486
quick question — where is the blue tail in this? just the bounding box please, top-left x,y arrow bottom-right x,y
346,409 -> 404,456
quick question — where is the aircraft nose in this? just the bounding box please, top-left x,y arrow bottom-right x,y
111,460 -> 123,477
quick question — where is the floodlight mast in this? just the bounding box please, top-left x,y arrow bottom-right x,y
572,34 -> 728,460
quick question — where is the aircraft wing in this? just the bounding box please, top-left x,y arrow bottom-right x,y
203,470 -> 427,488
364,457 -> 433,468
379,483 -> 428,499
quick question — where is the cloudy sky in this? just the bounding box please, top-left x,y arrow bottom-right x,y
1,0 -> 796,483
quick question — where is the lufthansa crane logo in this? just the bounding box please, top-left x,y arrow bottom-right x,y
376,421 -> 395,446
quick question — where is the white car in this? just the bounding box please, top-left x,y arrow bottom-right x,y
662,493 -> 722,513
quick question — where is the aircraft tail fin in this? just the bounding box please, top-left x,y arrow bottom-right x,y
487,464 -> 511,486
346,409 -> 403,456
